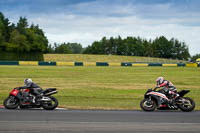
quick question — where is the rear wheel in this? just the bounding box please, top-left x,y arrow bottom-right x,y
140,99 -> 157,111
3,96 -> 19,109
178,97 -> 195,112
42,96 -> 58,110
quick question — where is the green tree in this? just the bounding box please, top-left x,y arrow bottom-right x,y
17,17 -> 28,35
191,54 -> 200,62
55,43 -> 72,54
170,38 -> 190,60
46,44 -> 54,53
143,39 -> 153,57
152,36 -> 174,58
9,29 -> 30,52
67,43 -> 83,54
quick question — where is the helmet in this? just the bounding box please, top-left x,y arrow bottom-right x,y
24,78 -> 32,86
156,77 -> 164,85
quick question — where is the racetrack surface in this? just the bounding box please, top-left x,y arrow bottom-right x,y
0,109 -> 200,133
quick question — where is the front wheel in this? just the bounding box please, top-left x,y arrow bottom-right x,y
3,96 -> 19,109
140,99 -> 157,111
41,96 -> 58,110
178,97 -> 195,112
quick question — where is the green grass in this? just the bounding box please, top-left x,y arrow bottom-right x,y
44,54 -> 186,63
0,66 -> 199,110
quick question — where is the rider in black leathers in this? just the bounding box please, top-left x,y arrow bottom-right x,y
18,78 -> 43,102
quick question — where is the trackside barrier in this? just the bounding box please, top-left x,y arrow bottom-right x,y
0,61 -> 199,67
38,61 -> 56,66
109,62 -> 121,66
75,62 -> 83,66
96,62 -> 109,66
19,61 -> 38,66
121,62 -> 132,66
162,64 -> 177,67
177,63 -> 186,67
83,62 -> 96,66
132,64 -> 148,67
148,63 -> 162,66
57,62 -> 74,66
186,63 -> 198,67
0,61 -> 19,65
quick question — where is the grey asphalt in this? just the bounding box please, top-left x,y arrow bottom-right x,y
0,108 -> 200,133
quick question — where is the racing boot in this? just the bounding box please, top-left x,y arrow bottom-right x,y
168,98 -> 177,109
32,96 -> 36,103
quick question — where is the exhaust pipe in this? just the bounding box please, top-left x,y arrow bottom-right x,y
45,90 -> 57,96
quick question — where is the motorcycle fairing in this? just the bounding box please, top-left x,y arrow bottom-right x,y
10,89 -> 23,100
147,92 -> 169,101
146,92 -> 169,107
10,89 -> 19,96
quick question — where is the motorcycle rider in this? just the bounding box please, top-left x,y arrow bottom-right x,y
156,77 -> 179,106
17,78 -> 43,103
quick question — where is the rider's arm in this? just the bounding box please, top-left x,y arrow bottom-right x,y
18,86 -> 27,89
19,83 -> 32,89
159,81 -> 168,87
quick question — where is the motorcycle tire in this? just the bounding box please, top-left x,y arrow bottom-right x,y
41,96 -> 58,110
140,99 -> 156,111
3,96 -> 19,109
178,97 -> 195,112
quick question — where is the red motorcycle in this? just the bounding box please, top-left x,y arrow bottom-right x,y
3,87 -> 58,110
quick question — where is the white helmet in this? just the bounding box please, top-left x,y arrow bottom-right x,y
156,77 -> 164,85
24,78 -> 32,86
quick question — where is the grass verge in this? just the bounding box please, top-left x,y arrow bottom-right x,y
0,66 -> 199,110
44,54 -> 185,63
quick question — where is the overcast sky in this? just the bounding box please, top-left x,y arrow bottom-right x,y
0,0 -> 200,55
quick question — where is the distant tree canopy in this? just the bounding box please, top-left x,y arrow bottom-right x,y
0,13 -> 48,53
191,53 -> 200,62
0,12 -> 48,60
46,42 -> 83,54
83,36 -> 191,60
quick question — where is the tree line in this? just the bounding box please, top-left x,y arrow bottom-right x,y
83,36 -> 191,60
0,12 -> 199,61
47,42 -> 83,54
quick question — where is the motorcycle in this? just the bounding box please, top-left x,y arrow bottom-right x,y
3,87 -> 58,110
140,87 -> 195,112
